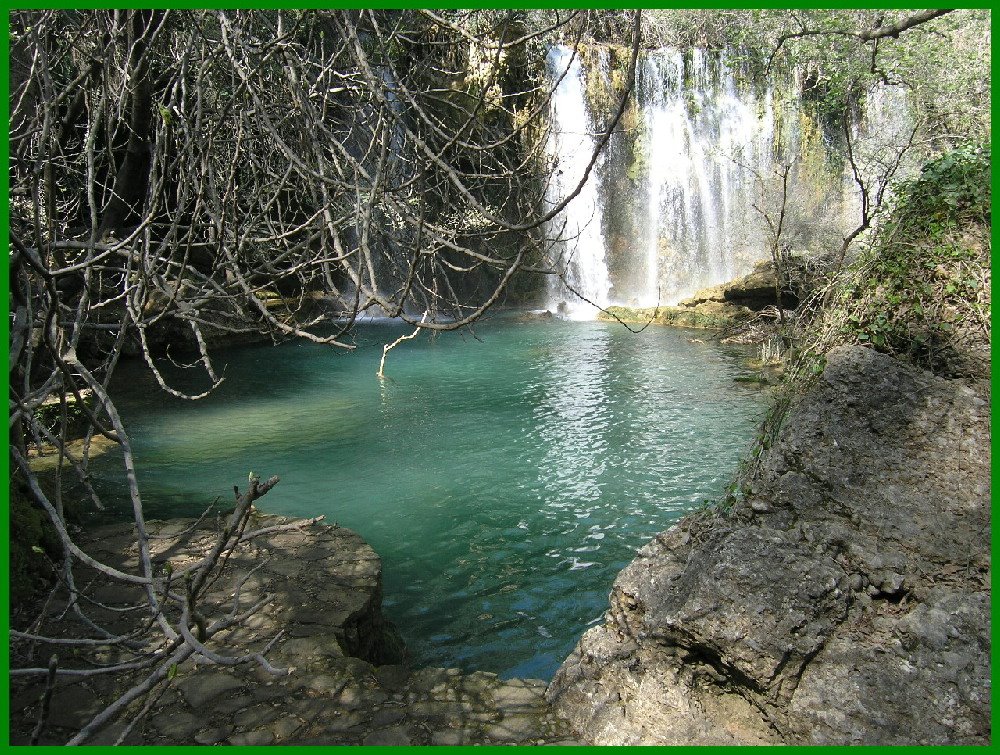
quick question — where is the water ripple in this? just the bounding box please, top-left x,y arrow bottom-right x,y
100,318 -> 765,680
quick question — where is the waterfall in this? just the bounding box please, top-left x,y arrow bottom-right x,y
543,45 -> 915,316
543,45 -> 786,313
636,49 -> 779,305
340,64 -> 412,319
543,45 -> 613,319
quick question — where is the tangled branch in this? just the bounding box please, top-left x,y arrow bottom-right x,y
8,9 -> 641,743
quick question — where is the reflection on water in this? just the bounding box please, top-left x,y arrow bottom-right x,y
535,327 -> 611,512
97,318 -> 765,679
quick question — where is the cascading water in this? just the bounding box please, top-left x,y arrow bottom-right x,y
544,47 -> 789,312
851,83 -> 918,200
543,45 -> 613,319
627,49 -> 786,306
342,64 -> 414,320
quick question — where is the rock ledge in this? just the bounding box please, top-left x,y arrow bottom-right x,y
11,514 -> 577,745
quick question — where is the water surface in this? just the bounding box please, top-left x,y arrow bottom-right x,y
100,317 -> 765,679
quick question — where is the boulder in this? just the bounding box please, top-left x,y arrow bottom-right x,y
547,345 -> 990,745
600,301 -> 753,331
676,259 -> 800,312
10,514 -> 575,746
600,260 -> 801,332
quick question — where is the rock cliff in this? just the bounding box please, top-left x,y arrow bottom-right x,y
547,345 -> 990,745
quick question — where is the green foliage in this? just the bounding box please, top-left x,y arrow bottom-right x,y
834,238 -> 987,371
33,393 -> 91,439
717,143 -> 991,526
890,143 -> 991,228
625,121 -> 648,183
815,144 -> 990,377
637,8 -> 989,147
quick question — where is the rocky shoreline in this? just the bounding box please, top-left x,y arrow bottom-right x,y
13,316 -> 989,746
546,346 -> 991,745
598,259 -> 796,332
10,515 -> 578,746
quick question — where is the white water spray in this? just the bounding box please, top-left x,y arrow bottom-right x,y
543,45 -> 613,320
543,45 -> 915,312
637,49 -> 778,305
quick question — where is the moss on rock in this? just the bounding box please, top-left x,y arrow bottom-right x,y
600,301 -> 753,330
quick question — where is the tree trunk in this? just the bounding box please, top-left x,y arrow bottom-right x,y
98,10 -> 162,236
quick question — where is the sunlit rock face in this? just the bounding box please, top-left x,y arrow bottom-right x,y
547,346 -> 991,745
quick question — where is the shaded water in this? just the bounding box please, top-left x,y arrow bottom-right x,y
99,318 -> 766,679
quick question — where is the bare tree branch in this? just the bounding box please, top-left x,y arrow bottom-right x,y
860,9 -> 954,41
8,10 -> 641,743
766,9 -> 955,73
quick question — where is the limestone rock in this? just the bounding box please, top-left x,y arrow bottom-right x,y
720,266 -> 782,308
675,259 -> 801,312
548,345 -> 990,745
600,301 -> 753,331
598,263 -> 796,331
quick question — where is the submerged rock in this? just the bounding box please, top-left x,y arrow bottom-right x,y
547,345 -> 990,745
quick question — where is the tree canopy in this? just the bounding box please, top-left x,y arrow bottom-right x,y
8,9 -> 641,744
